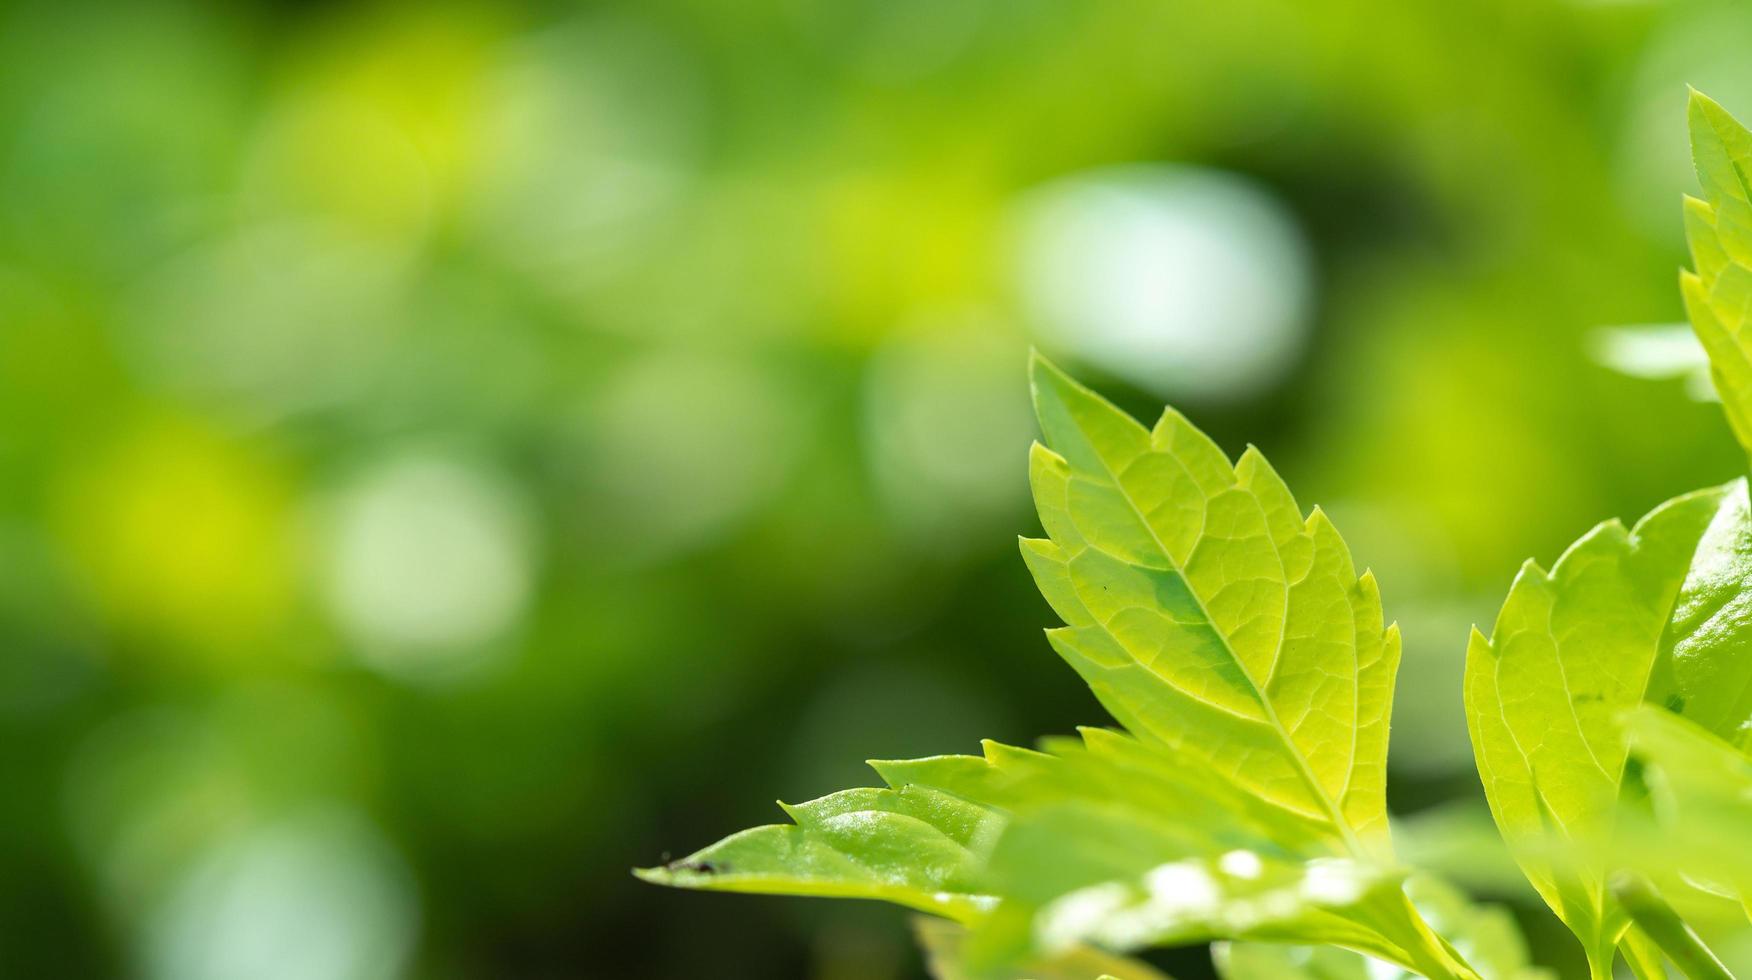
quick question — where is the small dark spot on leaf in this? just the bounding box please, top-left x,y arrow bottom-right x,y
1665,694 -> 1686,713
674,859 -> 725,875
1624,756 -> 1647,788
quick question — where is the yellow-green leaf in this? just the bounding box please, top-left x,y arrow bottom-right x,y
1025,354 -> 1399,853
1464,482 -> 1733,972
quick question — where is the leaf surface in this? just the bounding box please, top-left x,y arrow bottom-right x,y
1676,90 -> 1752,750
1463,483 -> 1730,970
633,784 -> 1003,921
1685,90 -> 1752,454
1025,354 -> 1399,853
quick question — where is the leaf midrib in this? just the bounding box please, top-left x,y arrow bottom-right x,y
1084,441 -> 1365,855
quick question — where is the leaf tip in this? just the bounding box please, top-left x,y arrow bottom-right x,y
1018,535 -> 1060,565
1233,442 -> 1275,482
1028,347 -> 1068,389
1688,86 -> 1727,134
1511,556 -> 1548,584
1679,267 -> 1707,303
1028,350 -> 1086,412
1027,439 -> 1067,474
1305,504 -> 1343,540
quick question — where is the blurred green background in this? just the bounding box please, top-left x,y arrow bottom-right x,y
4,0 -> 1751,976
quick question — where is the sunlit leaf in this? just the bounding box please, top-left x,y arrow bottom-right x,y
1024,353 -> 1399,853
1463,480 -> 1735,971
633,784 -> 1003,921
1684,90 -> 1752,456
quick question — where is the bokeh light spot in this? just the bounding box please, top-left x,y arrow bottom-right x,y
1011,164 -> 1313,401
121,224 -> 409,424
321,452 -> 535,681
470,13 -> 703,294
580,351 -> 806,561
142,808 -> 417,980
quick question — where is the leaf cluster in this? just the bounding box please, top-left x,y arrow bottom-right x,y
638,91 -> 1752,980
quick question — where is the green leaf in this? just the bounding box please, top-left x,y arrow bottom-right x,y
1610,869 -> 1738,980
1618,927 -> 1668,980
888,733 -> 1469,979
645,727 -> 1464,977
1463,481 -> 1737,972
1686,89 -> 1752,457
1024,353 -> 1399,854
633,784 -> 1003,921
1676,91 -> 1752,754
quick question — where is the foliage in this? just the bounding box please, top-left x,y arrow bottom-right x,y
640,92 -> 1752,979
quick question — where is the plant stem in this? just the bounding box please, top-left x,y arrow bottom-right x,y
1611,872 -> 1736,980
1622,926 -> 1670,980
1371,891 -> 1481,980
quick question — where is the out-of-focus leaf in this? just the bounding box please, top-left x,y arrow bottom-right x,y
1623,706 -> 1752,906
1020,850 -> 1405,959
1216,942 -> 1376,980
1406,877 -> 1551,980
914,917 -> 1174,980
1589,325 -> 1716,402
1392,804 -> 1535,901
1214,877 -> 1551,980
